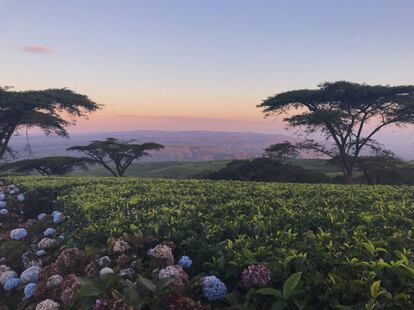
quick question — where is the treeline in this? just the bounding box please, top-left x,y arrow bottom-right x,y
198,142 -> 414,185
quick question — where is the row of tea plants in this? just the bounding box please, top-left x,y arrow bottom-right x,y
2,176 -> 414,309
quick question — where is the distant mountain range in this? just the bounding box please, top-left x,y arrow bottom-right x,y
6,129 -> 414,161
7,130 -> 295,161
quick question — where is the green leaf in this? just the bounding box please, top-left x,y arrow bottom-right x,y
255,288 -> 283,299
370,280 -> 381,299
157,277 -> 175,290
283,272 -> 302,298
77,281 -> 101,297
137,274 -> 156,292
271,300 -> 288,310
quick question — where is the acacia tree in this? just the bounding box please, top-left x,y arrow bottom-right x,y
0,156 -> 96,176
67,138 -> 164,177
263,141 -> 300,160
258,81 -> 414,182
0,86 -> 99,160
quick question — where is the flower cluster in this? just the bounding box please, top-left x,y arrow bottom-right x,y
43,227 -> 56,237
113,239 -> 131,253
60,274 -> 82,305
20,266 -> 41,283
24,282 -> 36,299
159,265 -> 188,286
241,264 -> 272,289
10,228 -> 28,240
52,211 -> 64,223
38,237 -> 57,249
201,275 -> 228,301
35,299 -> 60,310
4,277 -> 22,291
47,274 -> 63,288
17,193 -> 25,202
56,247 -> 85,269
147,244 -> 174,265
0,270 -> 18,286
179,255 -> 192,268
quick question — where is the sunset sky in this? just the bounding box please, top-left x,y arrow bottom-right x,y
1,0 -> 414,136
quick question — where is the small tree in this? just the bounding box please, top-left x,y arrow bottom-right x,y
0,86 -> 99,160
355,149 -> 403,185
0,156 -> 96,176
258,81 -> 414,182
67,138 -> 164,177
263,141 -> 300,160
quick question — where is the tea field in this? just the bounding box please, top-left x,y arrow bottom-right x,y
3,176 -> 414,309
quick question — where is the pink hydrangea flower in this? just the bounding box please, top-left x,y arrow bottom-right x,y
158,265 -> 188,286
241,264 -> 271,289
147,244 -> 174,265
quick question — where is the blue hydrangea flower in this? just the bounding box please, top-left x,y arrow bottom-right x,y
17,193 -> 25,202
58,234 -> 65,241
53,212 -> 64,224
37,213 -> 47,220
0,209 -> 8,215
0,201 -> 6,208
10,228 -> 28,240
178,256 -> 192,268
51,210 -> 59,217
20,266 -> 40,283
24,283 -> 36,299
0,193 -> 5,200
36,250 -> 47,257
43,228 -> 56,237
4,277 -> 22,291
202,276 -> 227,301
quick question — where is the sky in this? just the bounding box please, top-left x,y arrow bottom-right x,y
1,0 -> 414,137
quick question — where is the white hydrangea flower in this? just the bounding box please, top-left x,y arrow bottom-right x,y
99,267 -> 114,277
35,299 -> 60,310
37,238 -> 57,250
17,193 -> 25,202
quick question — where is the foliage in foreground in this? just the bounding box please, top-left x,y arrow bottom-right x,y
6,176 -> 414,309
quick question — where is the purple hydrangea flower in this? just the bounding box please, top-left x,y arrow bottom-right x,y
0,209 -> 8,215
241,264 -> 272,289
24,282 -> 36,299
53,212 -> 64,224
202,275 -> 227,301
0,201 -> 6,208
10,228 -> 28,240
37,213 -> 47,220
43,228 -> 56,237
20,266 -> 41,283
4,277 -> 22,291
178,256 -> 192,268
36,250 -> 47,257
17,193 -> 25,202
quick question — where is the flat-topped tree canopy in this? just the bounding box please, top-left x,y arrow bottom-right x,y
68,138 -> 164,177
0,156 -> 96,176
258,81 -> 414,182
0,86 -> 99,160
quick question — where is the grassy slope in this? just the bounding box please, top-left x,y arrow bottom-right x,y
70,160 -> 231,178
69,158 -> 343,178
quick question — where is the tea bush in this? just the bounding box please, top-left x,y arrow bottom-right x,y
8,176 -> 414,309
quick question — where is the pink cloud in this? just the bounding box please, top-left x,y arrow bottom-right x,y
20,45 -> 53,54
